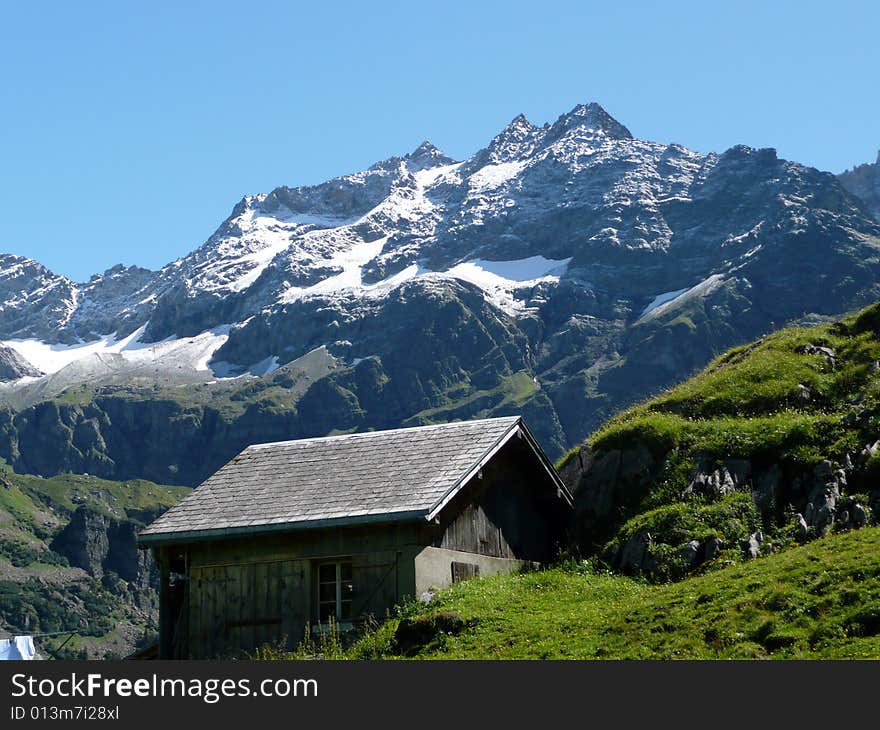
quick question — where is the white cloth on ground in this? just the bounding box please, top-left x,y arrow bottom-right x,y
0,636 -> 36,660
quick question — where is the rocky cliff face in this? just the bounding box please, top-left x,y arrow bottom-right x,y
0,346 -> 41,381
839,151 -> 880,222
1,103 -> 879,478
50,505 -> 159,612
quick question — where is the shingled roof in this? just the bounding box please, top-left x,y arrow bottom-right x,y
139,416 -> 566,545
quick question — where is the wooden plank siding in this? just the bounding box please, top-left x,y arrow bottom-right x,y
175,522 -> 426,658
435,435 -> 564,564
439,501 -> 513,558
351,551 -> 400,622
182,554 -> 404,658
185,558 -> 309,658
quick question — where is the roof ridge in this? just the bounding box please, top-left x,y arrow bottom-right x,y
247,415 -> 521,450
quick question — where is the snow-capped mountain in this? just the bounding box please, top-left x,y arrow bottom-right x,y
1,102 -> 879,482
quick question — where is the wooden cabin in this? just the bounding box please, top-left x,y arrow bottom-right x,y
137,416 -> 573,659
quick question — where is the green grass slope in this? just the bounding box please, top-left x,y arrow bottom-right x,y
347,525 -> 880,659
561,301 -> 880,578
0,464 -> 185,658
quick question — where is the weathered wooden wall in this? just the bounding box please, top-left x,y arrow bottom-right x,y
187,559 -> 308,659
436,435 -> 568,563
159,523 -> 425,659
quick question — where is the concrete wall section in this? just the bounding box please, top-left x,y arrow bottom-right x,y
414,546 -> 532,595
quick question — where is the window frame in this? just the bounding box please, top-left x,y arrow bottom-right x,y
314,558 -> 353,628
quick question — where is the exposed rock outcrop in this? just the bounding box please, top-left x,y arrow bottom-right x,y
51,505 -> 161,610
566,440 -> 878,579
839,150 -> 880,222
0,346 -> 41,381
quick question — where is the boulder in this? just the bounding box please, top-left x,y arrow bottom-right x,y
814,460 -> 834,479
803,461 -> 845,533
618,443 -> 654,481
704,536 -> 724,561
857,441 -> 880,465
680,540 -> 702,569
557,447 -> 586,492
618,531 -> 652,573
796,344 -> 836,369
580,449 -> 623,520
852,503 -> 868,528
686,457 -> 752,500
815,500 -> 835,535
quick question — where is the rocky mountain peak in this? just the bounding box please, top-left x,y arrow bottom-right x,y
546,102 -> 633,142
506,112 -> 531,130
0,253 -> 58,278
0,255 -> 78,343
90,263 -> 155,283
405,140 -> 455,171
484,113 -> 543,162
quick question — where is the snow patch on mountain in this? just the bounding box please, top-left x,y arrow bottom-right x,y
281,237 -> 389,302
1,325 -> 231,377
468,162 -> 525,192
278,243 -> 570,314
440,256 -> 571,314
640,288 -> 689,317
639,274 -> 726,321
413,162 -> 463,190
455,256 -> 571,283
1,327 -> 147,375
200,206 -> 363,294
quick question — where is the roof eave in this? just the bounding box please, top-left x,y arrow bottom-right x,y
136,508 -> 429,548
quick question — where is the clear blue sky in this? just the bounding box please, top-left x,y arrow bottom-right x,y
1,0 -> 877,281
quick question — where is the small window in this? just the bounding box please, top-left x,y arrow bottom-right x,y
316,560 -> 353,623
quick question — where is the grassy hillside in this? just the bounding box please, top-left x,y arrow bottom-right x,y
586,320 -> 867,467
0,464 -> 185,658
343,525 -> 880,659
560,301 -> 880,579
0,461 -> 186,546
